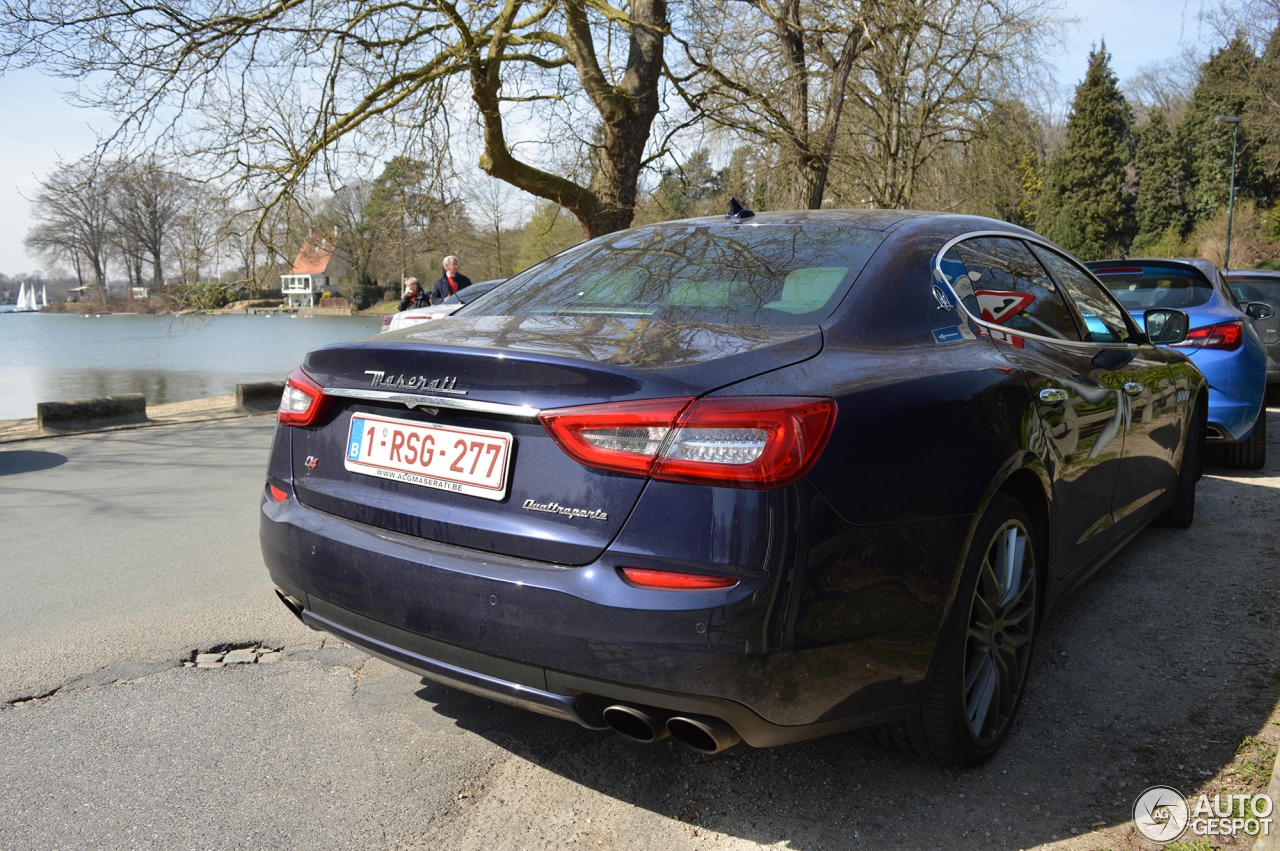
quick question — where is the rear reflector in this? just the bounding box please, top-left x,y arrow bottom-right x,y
266,484 -> 288,503
1170,320 -> 1244,351
278,366 -> 329,426
540,396 -> 835,488
619,567 -> 738,590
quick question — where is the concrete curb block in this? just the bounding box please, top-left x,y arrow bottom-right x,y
1254,745 -> 1280,851
236,381 -> 285,413
37,394 -> 147,432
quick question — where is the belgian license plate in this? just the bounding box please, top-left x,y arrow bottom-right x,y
344,413 -> 513,501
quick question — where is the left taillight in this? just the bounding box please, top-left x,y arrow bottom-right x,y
278,366 -> 329,427
539,396 -> 835,488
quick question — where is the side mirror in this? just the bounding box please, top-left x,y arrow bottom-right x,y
1245,302 -> 1275,320
1145,309 -> 1191,345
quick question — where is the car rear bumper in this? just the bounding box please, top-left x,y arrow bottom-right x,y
260,491 -> 931,746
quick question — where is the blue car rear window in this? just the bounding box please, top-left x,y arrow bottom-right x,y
466,225 -> 885,326
1091,266 -> 1214,311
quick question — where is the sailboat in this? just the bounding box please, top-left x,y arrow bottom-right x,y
41,285 -> 48,308
13,282 -> 41,312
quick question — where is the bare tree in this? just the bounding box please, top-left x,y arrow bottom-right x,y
829,0 -> 1064,210
678,0 -> 882,209
1124,50 -> 1202,127
24,160 -> 113,303
172,184 -> 230,286
1,0 -> 682,242
109,157 -> 185,293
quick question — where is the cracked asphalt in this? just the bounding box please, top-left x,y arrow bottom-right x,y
2,412 -> 1278,851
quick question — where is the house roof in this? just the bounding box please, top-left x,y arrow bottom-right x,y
290,232 -> 338,275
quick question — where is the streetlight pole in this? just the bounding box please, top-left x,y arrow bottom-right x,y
1216,114 -> 1241,268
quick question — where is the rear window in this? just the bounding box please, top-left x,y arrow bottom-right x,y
463,225 -> 884,326
1091,266 -> 1214,311
1227,274 -> 1280,306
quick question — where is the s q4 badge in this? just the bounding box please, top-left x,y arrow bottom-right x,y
305,456 -> 319,470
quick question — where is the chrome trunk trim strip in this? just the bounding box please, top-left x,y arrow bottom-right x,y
323,386 -> 541,418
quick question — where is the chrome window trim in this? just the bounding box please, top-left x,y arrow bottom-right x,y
932,230 -> 1141,350
323,387 -> 541,418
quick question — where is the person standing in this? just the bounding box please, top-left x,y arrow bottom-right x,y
431,255 -> 472,304
397,277 -> 430,311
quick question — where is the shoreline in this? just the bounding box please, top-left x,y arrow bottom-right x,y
0,394 -> 271,444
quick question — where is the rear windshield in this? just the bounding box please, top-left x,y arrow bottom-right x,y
1091,266 -> 1214,311
1227,274 -> 1280,306
463,225 -> 885,326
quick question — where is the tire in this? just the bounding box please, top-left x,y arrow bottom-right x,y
1154,398 -> 1205,528
867,494 -> 1038,767
1222,404 -> 1267,470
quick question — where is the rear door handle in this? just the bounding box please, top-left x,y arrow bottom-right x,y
1123,382 -> 1145,395
1039,388 -> 1069,403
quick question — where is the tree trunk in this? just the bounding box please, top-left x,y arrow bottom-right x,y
470,0 -> 667,240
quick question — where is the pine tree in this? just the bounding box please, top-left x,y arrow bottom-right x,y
1038,45 -> 1134,260
1179,38 -> 1268,224
1133,112 -> 1188,251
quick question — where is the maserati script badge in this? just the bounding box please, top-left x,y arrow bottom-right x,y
364,370 -> 467,395
523,499 -> 609,521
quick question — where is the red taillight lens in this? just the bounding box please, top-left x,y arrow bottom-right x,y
278,366 -> 329,426
266,483 -> 288,503
539,396 -> 835,488
1170,320 -> 1244,351
619,567 -> 739,590
538,397 -> 693,476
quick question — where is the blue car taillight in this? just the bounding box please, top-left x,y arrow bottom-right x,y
1170,320 -> 1245,351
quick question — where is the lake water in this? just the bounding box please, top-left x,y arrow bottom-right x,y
0,310 -> 384,420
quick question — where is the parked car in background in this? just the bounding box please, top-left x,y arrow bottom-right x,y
1087,258 -> 1271,469
380,278 -> 504,333
263,209 -> 1207,767
1224,268 -> 1280,396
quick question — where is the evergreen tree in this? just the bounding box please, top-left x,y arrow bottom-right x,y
1038,45 -> 1134,259
1132,112 -> 1188,250
1178,38 -> 1268,224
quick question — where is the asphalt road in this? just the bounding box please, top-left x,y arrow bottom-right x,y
2,414 -> 1278,851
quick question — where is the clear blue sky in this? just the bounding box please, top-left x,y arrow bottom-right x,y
0,0 -> 1215,276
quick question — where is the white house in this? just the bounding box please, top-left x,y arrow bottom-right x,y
282,231 -> 347,308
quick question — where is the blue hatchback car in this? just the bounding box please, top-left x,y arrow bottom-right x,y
1088,258 -> 1271,469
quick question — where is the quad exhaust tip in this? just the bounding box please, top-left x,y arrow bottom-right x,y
602,704 -> 671,743
602,704 -> 742,753
666,713 -> 742,754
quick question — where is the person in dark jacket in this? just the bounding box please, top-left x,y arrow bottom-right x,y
397,278 -> 430,311
431,255 -> 472,304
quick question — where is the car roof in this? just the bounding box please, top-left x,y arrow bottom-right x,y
648,208 -> 947,232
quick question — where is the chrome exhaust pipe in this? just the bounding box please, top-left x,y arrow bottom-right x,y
666,714 -> 742,754
602,704 -> 671,743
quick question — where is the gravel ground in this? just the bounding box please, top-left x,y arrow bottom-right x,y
1,410 -> 1277,850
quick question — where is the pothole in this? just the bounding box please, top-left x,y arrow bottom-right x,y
186,644 -> 282,668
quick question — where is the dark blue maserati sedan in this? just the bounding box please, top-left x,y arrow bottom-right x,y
260,209 -> 1207,766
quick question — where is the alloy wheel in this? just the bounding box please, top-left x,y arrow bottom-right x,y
962,518 -> 1037,747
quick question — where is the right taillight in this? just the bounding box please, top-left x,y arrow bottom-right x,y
278,366 -> 329,426
539,396 -> 835,488
1170,320 -> 1244,351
